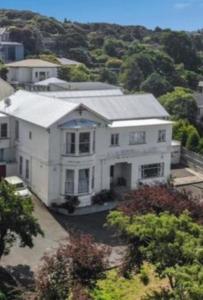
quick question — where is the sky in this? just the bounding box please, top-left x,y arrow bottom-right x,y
0,0 -> 203,31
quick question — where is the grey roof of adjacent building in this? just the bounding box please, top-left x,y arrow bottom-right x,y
0,90 -> 79,128
38,89 -> 123,98
0,28 -> 7,35
34,77 -> 68,86
193,92 -> 203,107
0,41 -> 23,46
51,81 -> 121,91
57,57 -> 81,66
59,94 -> 169,121
0,78 -> 15,101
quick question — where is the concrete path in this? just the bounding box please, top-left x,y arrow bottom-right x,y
173,168 -> 203,187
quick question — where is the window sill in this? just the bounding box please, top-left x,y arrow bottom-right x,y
129,143 -> 146,146
110,145 -> 120,147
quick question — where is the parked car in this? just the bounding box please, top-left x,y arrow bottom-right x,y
4,176 -> 31,198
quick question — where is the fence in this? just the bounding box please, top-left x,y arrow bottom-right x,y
181,147 -> 203,171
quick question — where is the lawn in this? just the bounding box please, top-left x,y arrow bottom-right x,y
92,263 -> 168,300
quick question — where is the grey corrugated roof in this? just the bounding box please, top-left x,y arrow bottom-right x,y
59,94 -> 169,121
51,81 -> 121,91
0,78 -> 15,101
0,90 -> 79,128
0,42 -> 23,46
6,59 -> 59,68
38,89 -> 123,98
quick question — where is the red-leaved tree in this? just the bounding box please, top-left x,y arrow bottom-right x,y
35,234 -> 109,300
118,185 -> 203,223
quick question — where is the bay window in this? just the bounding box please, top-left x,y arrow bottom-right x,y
65,132 -> 75,155
79,132 -> 90,154
78,169 -> 89,194
158,130 -> 166,143
65,169 -> 74,194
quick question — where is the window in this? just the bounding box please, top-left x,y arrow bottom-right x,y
19,156 -> 23,175
29,131 -> 32,140
25,159 -> 29,180
1,123 -> 7,138
92,166 -> 95,190
65,169 -> 74,194
129,131 -> 145,145
0,149 -> 4,161
15,120 -> 19,140
78,169 -> 89,194
141,163 -> 164,179
93,130 -> 96,153
158,130 -> 166,143
66,132 -> 75,154
79,132 -> 90,154
111,133 -> 119,146
35,72 -> 38,78
110,165 -> 114,178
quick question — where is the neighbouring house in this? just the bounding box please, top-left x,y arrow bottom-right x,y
6,59 -> 59,84
0,90 -> 172,208
0,78 -> 15,101
57,57 -> 82,66
193,92 -> 203,121
0,28 -> 24,63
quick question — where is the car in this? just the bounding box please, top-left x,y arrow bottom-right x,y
4,176 -> 31,198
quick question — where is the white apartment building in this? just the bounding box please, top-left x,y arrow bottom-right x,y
6,59 -> 59,84
0,90 -> 172,208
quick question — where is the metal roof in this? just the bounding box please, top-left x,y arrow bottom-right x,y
0,90 -> 79,128
59,94 -> 169,121
6,59 -> 59,68
0,78 -> 15,101
109,119 -> 173,128
57,57 -> 81,65
34,77 -> 68,86
50,81 -> 121,91
38,89 -> 123,98
0,42 -> 23,46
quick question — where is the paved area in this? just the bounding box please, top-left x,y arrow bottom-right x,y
172,166 -> 203,186
1,197 -> 69,274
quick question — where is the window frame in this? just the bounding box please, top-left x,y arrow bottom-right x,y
79,132 -> 91,154
129,131 -> 146,145
78,168 -> 89,194
25,159 -> 29,180
65,169 -> 74,195
110,133 -> 119,147
0,123 -> 7,138
140,163 -> 164,180
65,132 -> 76,155
158,129 -> 166,143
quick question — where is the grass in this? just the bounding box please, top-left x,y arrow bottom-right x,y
91,263 -> 169,300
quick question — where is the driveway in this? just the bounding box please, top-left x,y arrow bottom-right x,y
1,197 -> 69,275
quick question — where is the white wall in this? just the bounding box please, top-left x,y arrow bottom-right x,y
7,67 -> 58,83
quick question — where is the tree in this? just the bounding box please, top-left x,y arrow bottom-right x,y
186,130 -> 200,152
120,59 -> 144,91
173,120 -> 199,147
107,211 -> 203,298
58,65 -> 92,82
159,87 -> 198,123
0,64 -> 8,81
98,68 -> 118,84
116,185 -> 203,223
104,38 -> 125,58
0,181 -> 43,259
140,72 -> 173,97
35,234 -> 109,300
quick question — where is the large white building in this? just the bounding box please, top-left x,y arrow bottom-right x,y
0,90 -> 172,208
6,59 -> 59,84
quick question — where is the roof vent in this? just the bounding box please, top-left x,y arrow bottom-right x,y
4,97 -> 11,107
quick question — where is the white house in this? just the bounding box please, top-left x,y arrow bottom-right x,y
6,59 -> 59,84
0,90 -> 172,208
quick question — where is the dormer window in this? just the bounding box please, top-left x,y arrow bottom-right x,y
0,123 -> 7,138
66,132 -> 75,155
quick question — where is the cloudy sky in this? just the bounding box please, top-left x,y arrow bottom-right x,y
0,0 -> 203,30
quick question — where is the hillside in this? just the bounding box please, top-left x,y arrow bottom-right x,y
1,9 -> 203,94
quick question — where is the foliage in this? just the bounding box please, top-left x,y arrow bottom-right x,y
91,264 -> 167,300
35,234 -> 109,300
159,87 -> 198,123
116,185 -> 203,223
0,64 -> 8,80
58,64 -> 92,82
92,190 -> 115,205
0,181 -> 43,259
173,119 -> 198,147
186,130 -> 200,152
107,211 -> 203,298
140,72 -> 173,97
98,68 -> 118,84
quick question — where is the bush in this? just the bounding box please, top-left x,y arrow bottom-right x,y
117,185 -> 203,223
92,190 -> 115,205
186,130 -> 200,152
140,268 -> 150,285
52,196 -> 80,213
35,234 -> 109,299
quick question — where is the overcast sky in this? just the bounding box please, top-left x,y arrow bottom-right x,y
0,0 -> 203,30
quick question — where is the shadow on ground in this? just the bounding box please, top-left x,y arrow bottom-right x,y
53,211 -> 124,247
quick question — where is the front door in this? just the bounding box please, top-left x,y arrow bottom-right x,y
0,165 -> 6,179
